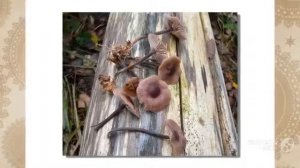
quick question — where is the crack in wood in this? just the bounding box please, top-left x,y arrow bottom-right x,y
201,66 -> 207,93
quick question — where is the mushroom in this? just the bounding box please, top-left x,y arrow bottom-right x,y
148,34 -> 168,64
148,33 -> 160,51
91,88 -> 139,131
112,88 -> 140,118
167,16 -> 187,40
123,77 -> 140,97
166,119 -> 187,156
93,75 -> 140,131
158,56 -> 182,85
136,75 -> 171,112
153,42 -> 168,64
107,119 -> 186,156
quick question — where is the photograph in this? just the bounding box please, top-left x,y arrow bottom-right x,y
62,12 -> 239,157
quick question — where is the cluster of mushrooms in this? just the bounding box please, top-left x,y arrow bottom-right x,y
93,16 -> 187,156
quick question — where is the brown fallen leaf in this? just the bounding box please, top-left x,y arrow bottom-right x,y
98,74 -> 116,92
77,99 -> 86,108
79,93 -> 91,106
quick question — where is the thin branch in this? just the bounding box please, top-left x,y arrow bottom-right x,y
108,127 -> 170,139
131,29 -> 172,45
113,51 -> 156,81
91,104 -> 126,131
63,64 -> 95,69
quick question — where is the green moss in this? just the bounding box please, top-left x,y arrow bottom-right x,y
181,94 -> 191,115
179,74 -> 191,115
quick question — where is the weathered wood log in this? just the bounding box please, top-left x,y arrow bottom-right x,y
200,13 -> 238,156
79,12 -> 238,156
79,13 -> 180,156
176,13 -> 224,156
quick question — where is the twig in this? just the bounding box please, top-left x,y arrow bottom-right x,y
70,84 -> 82,156
93,23 -> 106,31
113,51 -> 156,81
63,64 -> 95,69
97,44 -> 111,51
91,104 -> 126,131
131,29 -> 172,45
108,127 -> 170,139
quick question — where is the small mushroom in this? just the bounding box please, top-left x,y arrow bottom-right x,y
107,119 -> 187,156
113,88 -> 140,118
167,16 -> 187,40
148,33 -> 160,51
92,75 -> 140,131
158,56 -> 182,85
153,42 -> 168,64
136,75 -> 171,112
166,119 -> 187,156
123,77 -> 140,97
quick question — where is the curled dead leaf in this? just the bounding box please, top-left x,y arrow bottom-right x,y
77,99 -> 86,108
107,41 -> 132,64
98,74 -> 116,92
79,93 -> 91,106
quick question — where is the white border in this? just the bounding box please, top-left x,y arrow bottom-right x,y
26,0 -> 274,167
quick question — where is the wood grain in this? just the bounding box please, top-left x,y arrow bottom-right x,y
176,13 -> 223,156
200,13 -> 238,156
79,12 -> 238,156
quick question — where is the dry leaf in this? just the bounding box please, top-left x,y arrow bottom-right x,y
79,93 -> 91,106
107,41 -> 132,64
98,74 -> 116,92
77,99 -> 86,108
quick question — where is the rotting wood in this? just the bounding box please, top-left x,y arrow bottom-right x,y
79,12 -> 238,156
176,13 -> 224,156
79,13 -> 180,156
200,13 -> 238,156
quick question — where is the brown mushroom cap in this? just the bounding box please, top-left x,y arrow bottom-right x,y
148,34 -> 160,51
123,77 -> 140,97
166,119 -> 187,156
136,75 -> 171,112
167,16 -> 187,40
113,88 -> 140,118
158,56 -> 182,85
153,42 -> 168,64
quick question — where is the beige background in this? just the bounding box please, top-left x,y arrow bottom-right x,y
276,0 -> 300,167
0,0 -> 25,167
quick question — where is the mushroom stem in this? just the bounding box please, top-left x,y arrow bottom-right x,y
91,104 -> 126,131
131,29 -> 172,45
108,127 -> 170,139
113,51 -> 156,81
